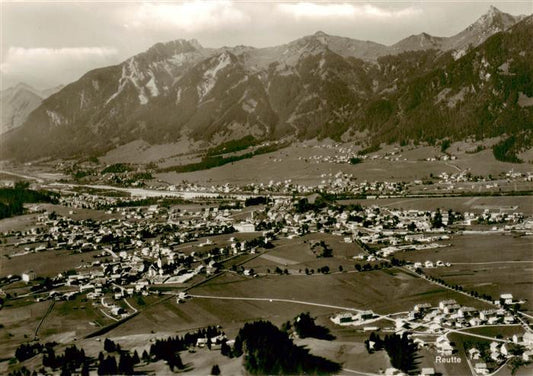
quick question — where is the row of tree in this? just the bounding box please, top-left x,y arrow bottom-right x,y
0,181 -> 58,219
233,320 -> 341,375
290,312 -> 335,340
365,332 -> 419,374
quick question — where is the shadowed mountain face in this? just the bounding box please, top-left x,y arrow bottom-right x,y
2,8 -> 531,161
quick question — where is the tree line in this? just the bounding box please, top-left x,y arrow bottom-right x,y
0,181 -> 58,219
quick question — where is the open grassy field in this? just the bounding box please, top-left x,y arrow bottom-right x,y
154,141 -> 533,186
1,248 -> 101,278
0,213 -> 40,234
459,325 -> 525,338
394,234 -> 533,264
187,268 -> 491,316
77,268 -> 494,375
340,195 -> 533,215
241,234 -> 366,274
100,139 -> 204,165
296,337 -> 391,374
426,263 -> 533,311
36,203 -> 120,221
109,292 -> 337,340
0,300 -> 51,358
103,267 -> 493,345
37,295 -> 114,343
392,233 -> 533,310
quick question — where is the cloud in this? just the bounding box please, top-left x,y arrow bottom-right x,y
277,2 -> 421,20
126,1 -> 250,32
1,47 -> 119,89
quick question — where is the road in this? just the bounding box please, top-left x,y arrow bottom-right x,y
0,169 -> 45,183
465,355 -> 477,376
99,308 -> 118,322
189,294 -> 363,312
452,261 -> 533,265
34,301 -> 55,339
123,298 -> 138,314
341,368 -> 381,376
446,328 -> 514,343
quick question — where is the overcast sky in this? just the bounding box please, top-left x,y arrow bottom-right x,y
1,1 -> 532,90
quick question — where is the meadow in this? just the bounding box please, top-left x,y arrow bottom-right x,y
393,234 -> 532,264
392,233 -> 533,310
340,195 -> 533,215
155,142 -> 533,186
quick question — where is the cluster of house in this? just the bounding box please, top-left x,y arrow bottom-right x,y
5,203 -> 272,317
329,297 -> 533,376
297,152 -> 362,164
330,310 -> 377,326
330,297 -> 524,338
425,154 -> 457,162
506,170 -> 533,182
433,168 -> 533,188
467,330 -> 533,375
399,299 -> 519,337
6,177 -> 532,325
474,209 -> 525,225
50,157 -> 533,208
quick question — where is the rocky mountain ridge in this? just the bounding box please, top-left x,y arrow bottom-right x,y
2,7 -> 531,161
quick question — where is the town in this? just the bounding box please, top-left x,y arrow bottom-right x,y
1,166 -> 532,375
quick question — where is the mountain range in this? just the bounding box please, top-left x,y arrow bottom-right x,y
0,83 -> 64,135
2,6 -> 531,162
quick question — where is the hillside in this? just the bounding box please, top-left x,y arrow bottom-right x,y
1,7 -> 531,161
359,15 -> 533,147
1,83 -> 64,135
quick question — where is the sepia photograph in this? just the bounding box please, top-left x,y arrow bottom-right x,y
1,1 -> 532,375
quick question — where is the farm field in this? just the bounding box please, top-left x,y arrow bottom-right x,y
0,213 -> 41,234
37,296 -> 114,340
103,267 -> 493,345
394,234 -> 533,264
340,195 -> 533,215
392,233 -> 533,310
1,248 -> 101,277
0,293 -> 114,360
296,337 -> 391,374
109,292 -> 337,340
155,142 -> 533,186
426,263 -> 533,311
35,204 -> 120,222
241,233 -> 366,273
0,300 -> 51,359
188,269 -> 492,315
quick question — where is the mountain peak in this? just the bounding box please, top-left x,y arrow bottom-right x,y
314,31 -> 328,37
1,82 -> 43,99
145,39 -> 203,58
11,82 -> 38,93
462,5 -> 521,37
488,5 -> 502,15
188,39 -> 203,50
475,5 -> 507,25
